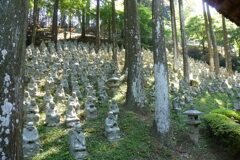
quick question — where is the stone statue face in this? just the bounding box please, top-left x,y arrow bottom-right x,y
50,102 -> 55,108
31,100 -> 36,105
75,124 -> 82,132
25,91 -> 30,97
27,122 -> 34,131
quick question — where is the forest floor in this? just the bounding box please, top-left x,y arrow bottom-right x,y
32,79 -> 239,160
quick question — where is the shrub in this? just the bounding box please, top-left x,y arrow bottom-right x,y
211,109 -> 240,121
204,113 -> 240,155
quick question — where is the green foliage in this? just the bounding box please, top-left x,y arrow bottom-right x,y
139,4 -> 152,48
204,112 -> 240,155
211,109 -> 240,121
186,15 -> 205,47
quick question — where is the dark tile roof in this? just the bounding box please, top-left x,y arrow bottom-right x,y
204,0 -> 240,26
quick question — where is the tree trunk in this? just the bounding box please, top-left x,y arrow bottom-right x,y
32,0 -> 39,45
0,0 -> 29,159
96,0 -> 101,53
112,0 -> 117,64
126,0 -> 145,109
170,0 -> 178,71
203,1 -> 214,71
69,15 -> 72,39
81,8 -> 86,38
178,0 -> 189,83
52,0 -> 59,44
207,4 -> 219,75
86,0 -> 91,28
123,0 -> 129,73
202,1 -> 214,72
108,19 -> 111,41
222,15 -> 232,74
152,0 -> 170,141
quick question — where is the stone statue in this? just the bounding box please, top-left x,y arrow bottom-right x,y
66,103 -> 80,127
105,111 -> 121,141
69,124 -> 88,160
24,99 -> 40,124
28,78 -> 38,97
84,96 -> 97,120
54,85 -> 65,103
22,122 -> 40,159
46,102 -> 60,126
43,89 -> 54,108
109,99 -> 119,119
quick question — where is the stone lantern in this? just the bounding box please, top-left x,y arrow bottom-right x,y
183,103 -> 203,144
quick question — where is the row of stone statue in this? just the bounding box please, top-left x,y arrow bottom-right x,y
22,98 -> 121,159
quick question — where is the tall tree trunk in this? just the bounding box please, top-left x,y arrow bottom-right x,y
207,4 -> 219,75
222,15 -> 232,74
108,19 -> 111,41
69,15 -> 72,39
81,8 -> 86,38
202,1 -> 214,72
52,0 -> 59,44
32,0 -> 39,45
112,0 -> 117,64
152,0 -> 170,141
96,0 -> 101,53
0,0 -> 29,159
170,0 -> 178,71
123,0 -> 129,72
126,0 -> 145,109
86,0 -> 91,28
178,0 -> 189,83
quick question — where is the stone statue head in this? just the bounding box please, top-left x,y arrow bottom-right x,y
108,111 -> 114,119
75,124 -> 82,133
31,99 -> 36,106
49,102 -> 55,108
72,92 -> 77,98
26,122 -> 35,131
24,91 -> 30,98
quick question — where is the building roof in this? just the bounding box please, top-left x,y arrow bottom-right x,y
204,0 -> 240,26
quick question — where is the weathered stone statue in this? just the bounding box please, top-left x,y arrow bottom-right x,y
66,103 -> 80,127
99,90 -> 108,104
43,89 -> 54,108
22,122 -> 40,159
28,78 -> 38,97
24,91 -> 31,106
105,111 -> 121,141
84,96 -> 97,120
69,124 -> 88,160
109,99 -> 119,119
106,77 -> 120,95
24,99 -> 40,124
55,85 -> 65,103
46,102 -> 60,126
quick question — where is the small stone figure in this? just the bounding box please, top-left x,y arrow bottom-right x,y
43,89 -> 54,108
109,99 -> 119,119
106,77 -> 120,95
69,124 -> 88,160
24,99 -> 40,124
172,96 -> 182,113
84,96 -> 97,120
55,85 -> 66,103
66,103 -> 80,127
22,122 -> 40,159
28,78 -> 38,97
46,102 -> 60,126
105,111 -> 121,142
24,91 -> 31,106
